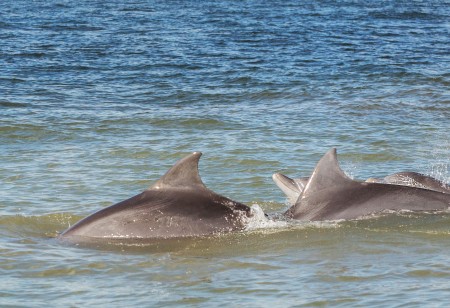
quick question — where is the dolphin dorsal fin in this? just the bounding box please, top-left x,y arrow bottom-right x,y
149,152 -> 207,190
272,173 -> 302,194
301,148 -> 353,198
272,173 -> 310,205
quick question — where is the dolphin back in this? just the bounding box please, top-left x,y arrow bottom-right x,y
383,172 -> 450,194
286,148 -> 450,221
61,152 -> 252,241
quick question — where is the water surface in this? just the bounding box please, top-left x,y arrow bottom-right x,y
1,0 -> 449,306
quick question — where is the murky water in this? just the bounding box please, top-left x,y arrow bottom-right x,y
1,0 -> 449,306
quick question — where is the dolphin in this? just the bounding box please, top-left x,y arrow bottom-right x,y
60,152 -> 253,241
366,172 -> 450,194
284,148 -> 450,221
274,170 -> 450,206
272,173 -> 309,205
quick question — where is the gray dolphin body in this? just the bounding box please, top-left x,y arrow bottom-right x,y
60,152 -> 252,241
274,169 -> 450,206
366,172 -> 450,194
272,173 -> 309,205
284,148 -> 450,221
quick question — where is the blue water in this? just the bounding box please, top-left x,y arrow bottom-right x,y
1,0 -> 450,306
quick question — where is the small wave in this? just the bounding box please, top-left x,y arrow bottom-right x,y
0,77 -> 26,83
0,100 -> 28,108
150,117 -> 229,129
406,269 -> 450,278
39,23 -> 105,32
0,213 -> 80,238
370,10 -> 440,21
11,52 -> 46,58
340,152 -> 405,163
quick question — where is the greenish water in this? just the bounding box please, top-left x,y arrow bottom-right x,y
1,0 -> 450,306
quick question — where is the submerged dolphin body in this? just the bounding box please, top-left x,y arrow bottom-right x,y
60,152 -> 252,241
274,169 -> 450,206
284,148 -> 450,221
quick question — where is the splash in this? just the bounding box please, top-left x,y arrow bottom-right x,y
244,204 -> 342,233
425,135 -> 450,183
244,204 -> 289,231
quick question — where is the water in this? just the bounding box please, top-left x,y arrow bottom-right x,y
1,0 -> 450,306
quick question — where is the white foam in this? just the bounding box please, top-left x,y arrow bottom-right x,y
244,204 -> 289,231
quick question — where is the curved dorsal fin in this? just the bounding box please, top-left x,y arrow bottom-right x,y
149,152 -> 207,190
272,173 -> 310,205
272,173 -> 302,194
301,148 -> 353,198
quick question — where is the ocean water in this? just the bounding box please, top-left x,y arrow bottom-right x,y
1,0 -> 450,306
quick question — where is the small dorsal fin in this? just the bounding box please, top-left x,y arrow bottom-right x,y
272,173 -> 310,205
272,173 -> 301,194
301,148 -> 353,198
149,152 -> 207,190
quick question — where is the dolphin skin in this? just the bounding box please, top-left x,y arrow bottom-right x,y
274,168 -> 450,206
284,148 -> 450,221
60,152 -> 252,241
272,173 -> 309,205
366,172 -> 450,194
